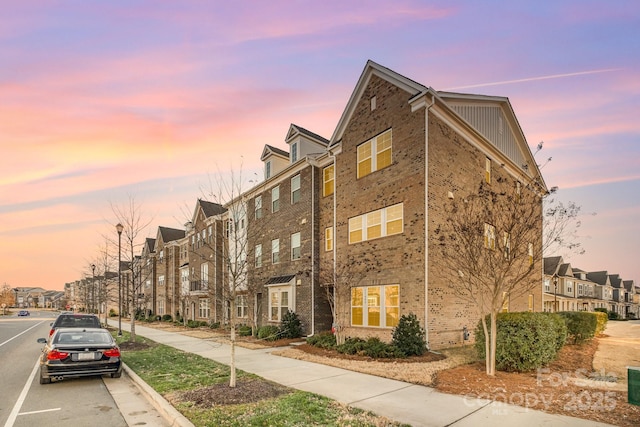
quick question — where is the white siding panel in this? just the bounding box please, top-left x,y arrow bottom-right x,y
450,105 -> 524,168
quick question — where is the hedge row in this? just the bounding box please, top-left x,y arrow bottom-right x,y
475,312 -> 567,372
476,311 -> 607,372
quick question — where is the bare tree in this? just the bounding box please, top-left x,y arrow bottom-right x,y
111,196 -> 153,342
194,166 -> 271,388
1,283 -> 15,312
435,177 -> 582,376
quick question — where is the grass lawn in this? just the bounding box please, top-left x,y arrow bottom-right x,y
113,331 -> 407,427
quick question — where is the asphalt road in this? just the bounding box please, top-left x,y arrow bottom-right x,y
0,310 -> 129,427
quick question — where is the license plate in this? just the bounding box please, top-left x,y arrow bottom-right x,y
78,352 -> 96,361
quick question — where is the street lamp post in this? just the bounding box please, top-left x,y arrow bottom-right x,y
91,264 -> 96,314
552,273 -> 559,313
116,223 -> 124,336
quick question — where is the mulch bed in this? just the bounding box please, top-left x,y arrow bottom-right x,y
294,343 -> 446,363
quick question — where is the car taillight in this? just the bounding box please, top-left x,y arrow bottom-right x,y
49,329 -> 55,336
103,348 -> 120,358
47,350 -> 69,360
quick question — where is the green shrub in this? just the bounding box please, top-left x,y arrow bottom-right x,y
391,313 -> 427,356
257,325 -> 280,341
109,309 -> 117,317
162,314 -> 173,322
336,337 -> 403,358
209,321 -> 220,329
475,312 -> 567,372
558,311 -> 598,344
307,332 -> 336,349
238,325 -> 252,336
279,310 -> 303,339
336,337 -> 366,355
608,311 -> 620,320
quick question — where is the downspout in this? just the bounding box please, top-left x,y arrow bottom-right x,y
424,92 -> 436,349
331,153 -> 337,333
310,164 -> 315,335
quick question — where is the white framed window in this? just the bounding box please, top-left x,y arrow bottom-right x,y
357,129 -> 392,178
272,239 -> 279,264
348,203 -> 403,244
291,142 -> 298,162
255,244 -> 262,268
266,160 -> 271,179
268,285 -> 291,322
255,195 -> 262,219
291,232 -> 301,260
578,284 -> 584,296
159,275 -> 165,287
544,278 -> 550,293
201,263 -> 208,289
323,165 -> 334,197
351,284 -> 399,328
484,223 -> 496,250
181,269 -> 189,293
236,295 -> 248,318
325,227 -> 333,252
566,280 -> 573,294
291,175 -> 301,203
158,299 -> 165,315
272,186 -> 280,212
199,298 -> 210,318
159,250 -> 164,263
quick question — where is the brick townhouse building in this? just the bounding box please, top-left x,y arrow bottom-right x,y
131,61 -> 545,350
244,61 -> 544,349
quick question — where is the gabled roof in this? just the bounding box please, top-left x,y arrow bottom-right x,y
198,199 -> 226,218
623,280 -> 635,291
543,256 -> 563,275
328,60 -> 546,192
286,124 -> 329,146
558,263 -> 572,277
587,271 -> 609,286
158,226 -> 185,243
609,274 -> 623,288
330,60 -> 427,145
144,238 -> 156,253
260,144 -> 289,161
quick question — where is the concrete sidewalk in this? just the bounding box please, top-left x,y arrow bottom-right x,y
109,320 -> 614,427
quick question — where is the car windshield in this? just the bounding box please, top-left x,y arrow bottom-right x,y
55,331 -> 112,345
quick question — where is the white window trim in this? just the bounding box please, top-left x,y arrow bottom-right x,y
272,239 -> 279,264
348,203 -> 403,244
351,284 -> 399,328
291,232 -> 301,260
291,175 -> 301,203
272,186 -> 280,212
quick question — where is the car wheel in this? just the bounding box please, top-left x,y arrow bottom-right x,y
111,372 -> 122,378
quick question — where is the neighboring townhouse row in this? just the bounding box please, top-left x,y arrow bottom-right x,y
543,256 -> 639,318
122,61 -> 546,350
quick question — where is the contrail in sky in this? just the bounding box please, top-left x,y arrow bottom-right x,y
445,68 -> 622,90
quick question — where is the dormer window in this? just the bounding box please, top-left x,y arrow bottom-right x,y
265,161 -> 272,179
291,142 -> 298,163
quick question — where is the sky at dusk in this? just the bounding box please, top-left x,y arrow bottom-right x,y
1,1 -> 639,291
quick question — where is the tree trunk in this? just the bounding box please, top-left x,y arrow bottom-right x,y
482,316 -> 491,375
130,299 -> 136,342
489,311 -> 497,376
229,299 -> 237,388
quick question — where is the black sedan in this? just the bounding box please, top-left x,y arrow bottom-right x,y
37,328 -> 122,384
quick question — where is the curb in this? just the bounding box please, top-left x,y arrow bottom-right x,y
122,363 -> 195,427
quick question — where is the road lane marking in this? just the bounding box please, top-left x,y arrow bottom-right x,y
18,408 -> 61,415
0,321 -> 45,348
3,358 -> 40,427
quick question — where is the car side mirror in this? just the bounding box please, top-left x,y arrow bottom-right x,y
37,338 -> 47,344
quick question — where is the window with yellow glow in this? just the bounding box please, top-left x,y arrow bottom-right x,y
357,129 -> 392,178
325,227 -> 333,252
349,203 -> 403,244
323,165 -> 334,197
351,285 -> 399,328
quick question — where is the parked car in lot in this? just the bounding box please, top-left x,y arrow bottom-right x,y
37,328 -> 122,384
18,310 -> 30,316
49,313 -> 101,336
